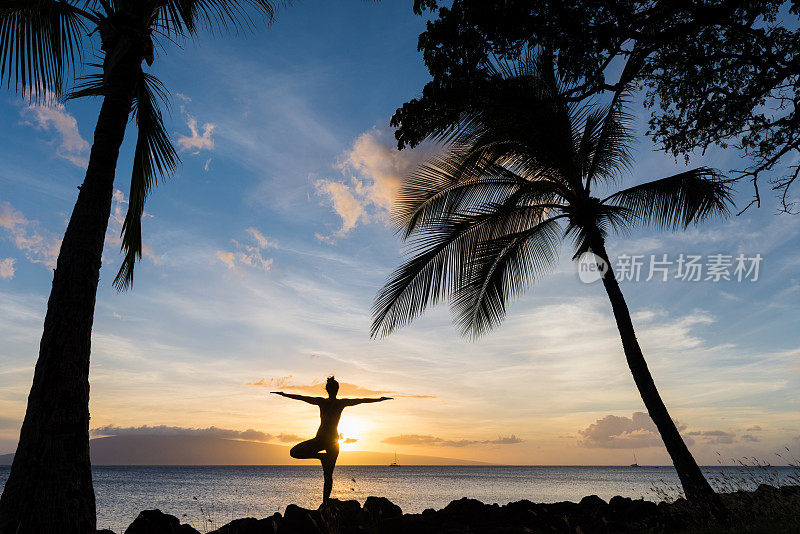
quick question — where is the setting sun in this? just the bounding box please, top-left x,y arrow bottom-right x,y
338,416 -> 369,449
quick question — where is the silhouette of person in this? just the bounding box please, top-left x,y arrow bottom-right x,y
272,376 -> 392,502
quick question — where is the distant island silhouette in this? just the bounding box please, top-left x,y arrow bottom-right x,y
0,435 -> 487,466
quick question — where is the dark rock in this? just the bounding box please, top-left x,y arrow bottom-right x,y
547,500 -> 581,516
608,495 -> 633,509
125,510 -> 200,534
780,485 -> 800,496
614,498 -> 658,524
754,484 -> 780,499
579,495 -> 607,509
363,496 -> 402,522
503,500 -> 539,527
132,483 -> 800,534
437,497 -> 510,531
281,504 -> 322,534
441,497 -> 489,524
318,498 -> 362,524
209,515 -> 279,534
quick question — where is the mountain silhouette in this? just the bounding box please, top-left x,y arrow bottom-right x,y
0,435 -> 487,465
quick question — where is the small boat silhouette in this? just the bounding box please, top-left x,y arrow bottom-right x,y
630,451 -> 640,467
389,452 -> 399,467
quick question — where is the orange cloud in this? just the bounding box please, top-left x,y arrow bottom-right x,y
314,126 -> 439,241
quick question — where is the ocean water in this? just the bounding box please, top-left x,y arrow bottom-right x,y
1,465 -> 797,533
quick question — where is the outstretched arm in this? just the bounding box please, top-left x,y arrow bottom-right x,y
342,397 -> 393,406
271,391 -> 323,405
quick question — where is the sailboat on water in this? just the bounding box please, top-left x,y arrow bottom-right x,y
630,451 -> 640,467
389,451 -> 399,467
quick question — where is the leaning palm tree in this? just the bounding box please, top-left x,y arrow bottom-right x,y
372,56 -> 732,509
0,2 -> 280,532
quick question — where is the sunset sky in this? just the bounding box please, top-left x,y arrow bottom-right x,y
1,1 -> 799,466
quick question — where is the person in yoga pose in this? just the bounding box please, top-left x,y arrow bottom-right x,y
272,376 -> 392,502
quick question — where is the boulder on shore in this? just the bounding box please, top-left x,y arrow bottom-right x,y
208,514 -> 281,534
124,509 -> 199,534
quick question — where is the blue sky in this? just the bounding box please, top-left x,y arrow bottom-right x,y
1,0 -> 799,465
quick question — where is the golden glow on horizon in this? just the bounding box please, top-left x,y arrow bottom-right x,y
338,415 -> 368,450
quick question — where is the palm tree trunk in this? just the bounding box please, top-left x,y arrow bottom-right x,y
589,237 -> 724,513
0,61 -> 138,533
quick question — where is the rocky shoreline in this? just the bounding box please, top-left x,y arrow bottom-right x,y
109,484 -> 800,533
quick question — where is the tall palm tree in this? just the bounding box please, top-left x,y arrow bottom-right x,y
372,56 -> 733,509
0,2 -> 279,532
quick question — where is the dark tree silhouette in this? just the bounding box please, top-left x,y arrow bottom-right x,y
0,2 -> 279,532
373,55 -> 732,511
402,0 -> 800,212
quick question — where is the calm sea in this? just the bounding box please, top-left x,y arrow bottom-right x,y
1,465 -> 797,533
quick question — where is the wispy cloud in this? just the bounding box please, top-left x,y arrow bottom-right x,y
0,258 -> 15,280
381,434 -> 523,447
176,116 -> 215,154
246,375 -> 436,399
0,201 -> 61,267
315,126 -> 437,240
19,92 -> 90,168
246,227 -> 277,249
216,227 -> 276,273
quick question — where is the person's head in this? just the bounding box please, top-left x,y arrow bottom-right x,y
326,376 -> 339,398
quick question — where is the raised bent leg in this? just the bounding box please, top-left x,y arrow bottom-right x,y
290,438 -> 324,460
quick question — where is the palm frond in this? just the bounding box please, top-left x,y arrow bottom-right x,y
576,108 -> 605,177
397,152 -> 564,238
410,53 -> 584,191
437,88 -> 580,187
584,92 -> 635,187
371,212 -> 490,339
604,168 -> 733,231
113,71 -> 179,290
0,0 -> 88,98
158,0 -> 281,37
372,195 -> 554,339
451,215 -> 563,338
64,62 -> 104,99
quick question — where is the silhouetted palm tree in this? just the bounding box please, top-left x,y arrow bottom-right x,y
372,56 -> 733,508
0,2 -> 279,531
